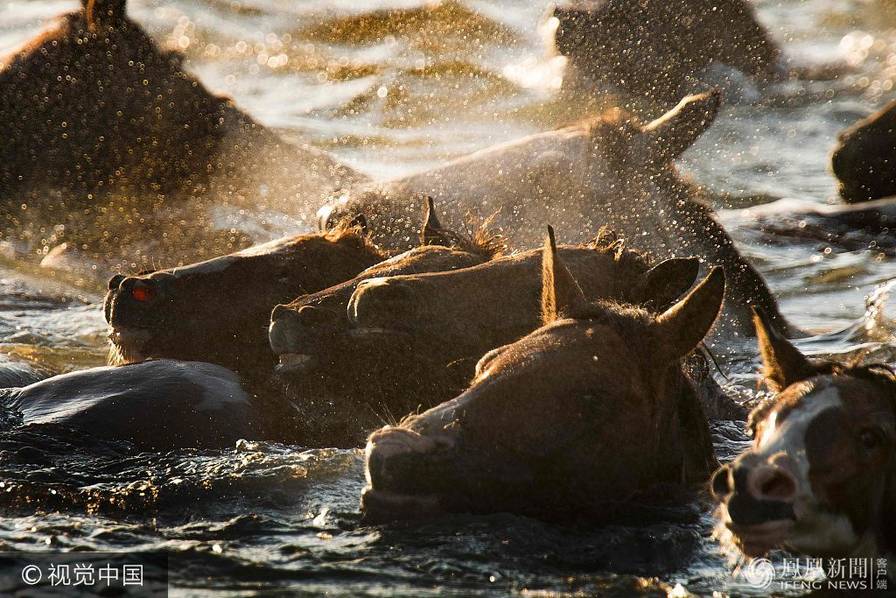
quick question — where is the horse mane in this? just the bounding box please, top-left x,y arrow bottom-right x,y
423,211 -> 507,259
828,362 -> 896,388
586,226 -> 653,281
324,221 -> 387,258
459,214 -> 507,259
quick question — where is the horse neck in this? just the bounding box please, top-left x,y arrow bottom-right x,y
656,172 -> 793,338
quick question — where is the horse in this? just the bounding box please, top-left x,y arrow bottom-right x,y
319,91 -> 792,337
105,222 -> 382,384
831,99 -> 896,203
1,359 -> 255,450
267,202 -> 505,446
361,227 -> 724,522
550,0 -> 780,106
712,308 -> 896,559
0,0 -> 364,278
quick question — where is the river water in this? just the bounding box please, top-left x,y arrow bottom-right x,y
1,0 -> 895,595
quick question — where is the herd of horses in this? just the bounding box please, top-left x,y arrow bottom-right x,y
3,0 -> 896,576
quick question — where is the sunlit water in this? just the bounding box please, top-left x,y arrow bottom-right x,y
1,0 -> 896,595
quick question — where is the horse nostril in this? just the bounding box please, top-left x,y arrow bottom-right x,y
108,274 -> 126,291
748,465 -> 798,502
269,308 -> 304,356
710,465 -> 731,498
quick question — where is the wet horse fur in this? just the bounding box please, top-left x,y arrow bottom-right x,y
361,227 -> 724,522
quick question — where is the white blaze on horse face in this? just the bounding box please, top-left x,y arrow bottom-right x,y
756,385 -> 843,491
754,385 -> 861,553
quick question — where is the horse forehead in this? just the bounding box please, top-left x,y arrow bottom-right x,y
758,385 -> 844,452
508,321 -> 630,369
831,376 -> 896,426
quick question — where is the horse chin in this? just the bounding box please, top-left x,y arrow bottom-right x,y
360,487 -> 443,523
107,326 -> 152,364
783,508 -> 863,557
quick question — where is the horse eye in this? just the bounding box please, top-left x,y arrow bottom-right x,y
131,285 -> 154,303
859,429 -> 882,451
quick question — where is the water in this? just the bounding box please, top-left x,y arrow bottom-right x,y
1,0 -> 896,595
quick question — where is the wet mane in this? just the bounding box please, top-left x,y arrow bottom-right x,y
557,297 -> 654,340
446,215 -> 507,259
587,225 -> 652,266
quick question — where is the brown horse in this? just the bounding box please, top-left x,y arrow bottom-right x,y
347,228 -> 700,375
831,99 -> 896,204
0,0 -> 363,275
319,91 -> 791,337
105,223 -> 383,383
712,309 -> 896,559
361,228 -> 724,522
551,0 -> 780,106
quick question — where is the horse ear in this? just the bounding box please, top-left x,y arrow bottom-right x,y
753,307 -> 815,391
419,197 -> 449,246
642,90 -> 721,162
541,225 -> 587,325
84,0 -> 127,30
637,257 -> 700,311
654,267 -> 725,361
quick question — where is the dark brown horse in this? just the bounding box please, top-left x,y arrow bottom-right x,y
105,224 -> 383,383
712,309 -> 896,559
347,229 -> 700,375
361,228 -> 724,522
0,0 -> 362,276
551,0 -> 780,105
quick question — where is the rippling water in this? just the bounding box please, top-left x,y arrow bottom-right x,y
2,0 -> 896,595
